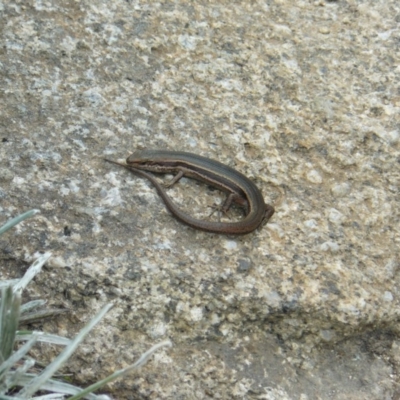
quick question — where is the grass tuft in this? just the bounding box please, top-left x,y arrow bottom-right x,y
0,210 -> 172,399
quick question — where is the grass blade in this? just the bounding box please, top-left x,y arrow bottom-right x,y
17,303 -> 113,397
0,280 -> 19,289
67,340 -> 172,400
20,300 -> 47,314
14,373 -> 108,399
16,332 -> 71,346
13,253 -> 51,294
0,286 -> 21,362
0,335 -> 38,382
0,210 -> 40,236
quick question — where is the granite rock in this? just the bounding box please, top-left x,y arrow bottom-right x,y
0,0 -> 399,399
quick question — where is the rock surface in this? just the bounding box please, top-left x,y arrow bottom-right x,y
0,0 -> 399,399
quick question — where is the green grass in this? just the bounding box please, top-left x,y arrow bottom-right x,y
0,210 -> 171,399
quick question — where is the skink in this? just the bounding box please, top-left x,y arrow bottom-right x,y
105,150 -> 274,234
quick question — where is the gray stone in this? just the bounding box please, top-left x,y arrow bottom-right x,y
1,0 -> 399,398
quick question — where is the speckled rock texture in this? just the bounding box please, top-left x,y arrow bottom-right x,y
1,0 -> 399,399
